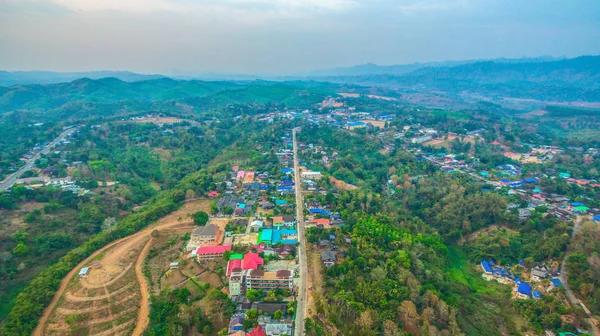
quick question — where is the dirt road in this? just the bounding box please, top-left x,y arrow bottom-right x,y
132,237 -> 154,336
33,200 -> 209,336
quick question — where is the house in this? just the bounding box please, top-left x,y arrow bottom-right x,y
189,224 -> 218,249
531,266 -> 549,282
247,326 -> 266,336
242,252 -> 264,270
250,220 -> 264,231
301,171 -> 322,180
272,215 -> 295,228
261,202 -> 275,209
229,314 -> 245,333
518,208 -> 531,220
309,208 -> 330,216
229,331 -> 246,336
282,168 -> 294,175
275,200 -> 288,206
321,251 -> 336,267
480,260 -> 493,274
169,262 -> 180,269
517,282 -> 532,299
265,322 -> 290,336
196,245 -> 232,261
246,269 -> 293,291
208,191 -> 220,198
318,240 -> 331,249
227,256 -> 243,276
233,219 -> 248,227
237,170 -> 246,180
308,218 -> 330,226
593,214 -> 600,223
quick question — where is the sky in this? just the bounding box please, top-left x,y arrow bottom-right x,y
1,0 -> 599,75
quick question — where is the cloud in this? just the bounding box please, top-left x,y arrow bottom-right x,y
397,0 -> 468,15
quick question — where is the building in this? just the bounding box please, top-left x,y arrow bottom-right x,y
517,282 -> 532,299
301,171 -> 322,180
196,245 -> 231,261
308,218 -> 331,227
79,267 -> 89,278
480,260 -> 493,274
242,252 -> 264,270
321,251 -> 336,267
247,326 -> 266,336
346,121 -> 366,130
265,322 -> 291,336
250,219 -> 264,231
258,229 -> 298,245
246,269 -> 293,292
229,268 -> 245,297
272,215 -> 295,228
531,266 -> 549,281
229,314 -> 245,333
411,135 -> 433,144
189,224 -> 218,248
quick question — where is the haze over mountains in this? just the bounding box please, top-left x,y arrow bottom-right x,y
1,56 -> 599,114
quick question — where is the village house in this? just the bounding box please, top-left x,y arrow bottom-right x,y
272,215 -> 295,228
301,171 -> 322,180
531,266 -> 549,282
321,250 -> 336,267
188,224 -> 218,250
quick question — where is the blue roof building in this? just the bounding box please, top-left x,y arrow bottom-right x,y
282,168 -> 294,174
551,278 -> 563,287
532,291 -> 542,299
571,202 -> 584,207
275,200 -> 288,205
517,282 -> 532,297
524,177 -> 539,183
277,186 -> 293,191
481,260 -> 493,274
282,179 -> 294,186
593,215 -> 600,222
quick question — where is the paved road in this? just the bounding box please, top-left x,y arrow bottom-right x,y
560,216 -> 600,335
293,128 -> 308,336
0,127 -> 77,192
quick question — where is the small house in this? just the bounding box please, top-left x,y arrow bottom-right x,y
79,267 -> 90,278
321,251 -> 336,267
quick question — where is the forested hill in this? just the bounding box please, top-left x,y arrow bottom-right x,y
0,70 -> 166,86
313,56 -> 600,102
0,78 -> 359,118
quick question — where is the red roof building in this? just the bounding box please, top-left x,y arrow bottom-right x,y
195,245 -> 231,261
242,252 -> 264,270
227,259 -> 242,276
208,191 -> 219,197
247,326 -> 266,336
308,218 -> 331,226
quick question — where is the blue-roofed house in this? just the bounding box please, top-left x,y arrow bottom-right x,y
532,291 -> 542,299
551,278 -> 563,288
593,215 -> 600,223
481,260 -> 493,274
277,185 -> 293,192
346,121 -> 367,130
275,200 -> 288,206
517,282 -> 532,298
282,168 -> 294,174
571,202 -> 584,207
281,179 -> 294,186
524,177 -> 539,184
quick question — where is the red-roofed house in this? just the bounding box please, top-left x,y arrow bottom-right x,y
227,259 -> 242,276
308,218 -> 331,226
208,191 -> 219,198
242,252 -> 264,270
196,245 -> 231,261
232,165 -> 239,171
247,326 -> 265,336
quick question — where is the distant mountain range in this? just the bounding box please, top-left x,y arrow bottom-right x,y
0,71 -> 165,86
304,56 -> 563,77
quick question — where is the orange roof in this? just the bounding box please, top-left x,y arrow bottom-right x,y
308,218 -> 330,225
272,216 -> 284,223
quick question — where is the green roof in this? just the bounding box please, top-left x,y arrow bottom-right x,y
558,333 -> 577,336
574,206 -> 590,212
229,254 -> 243,260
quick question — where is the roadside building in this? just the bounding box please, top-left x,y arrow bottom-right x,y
196,245 -> 231,261
301,171 -> 322,180
246,269 -> 293,292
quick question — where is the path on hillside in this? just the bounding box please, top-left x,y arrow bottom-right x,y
560,216 -> 599,335
33,215 -> 195,336
132,237 -> 154,336
293,128 -> 308,336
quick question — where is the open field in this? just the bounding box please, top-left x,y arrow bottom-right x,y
329,176 -> 358,191
123,117 -> 185,124
423,134 -> 476,149
33,200 -> 212,336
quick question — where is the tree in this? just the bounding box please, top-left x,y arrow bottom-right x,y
246,288 -> 262,302
273,310 -> 283,320
245,309 -> 258,320
12,243 -> 29,256
193,211 -> 209,226
12,231 -> 29,243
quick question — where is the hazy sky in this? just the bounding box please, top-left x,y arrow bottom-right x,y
1,0 -> 599,74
